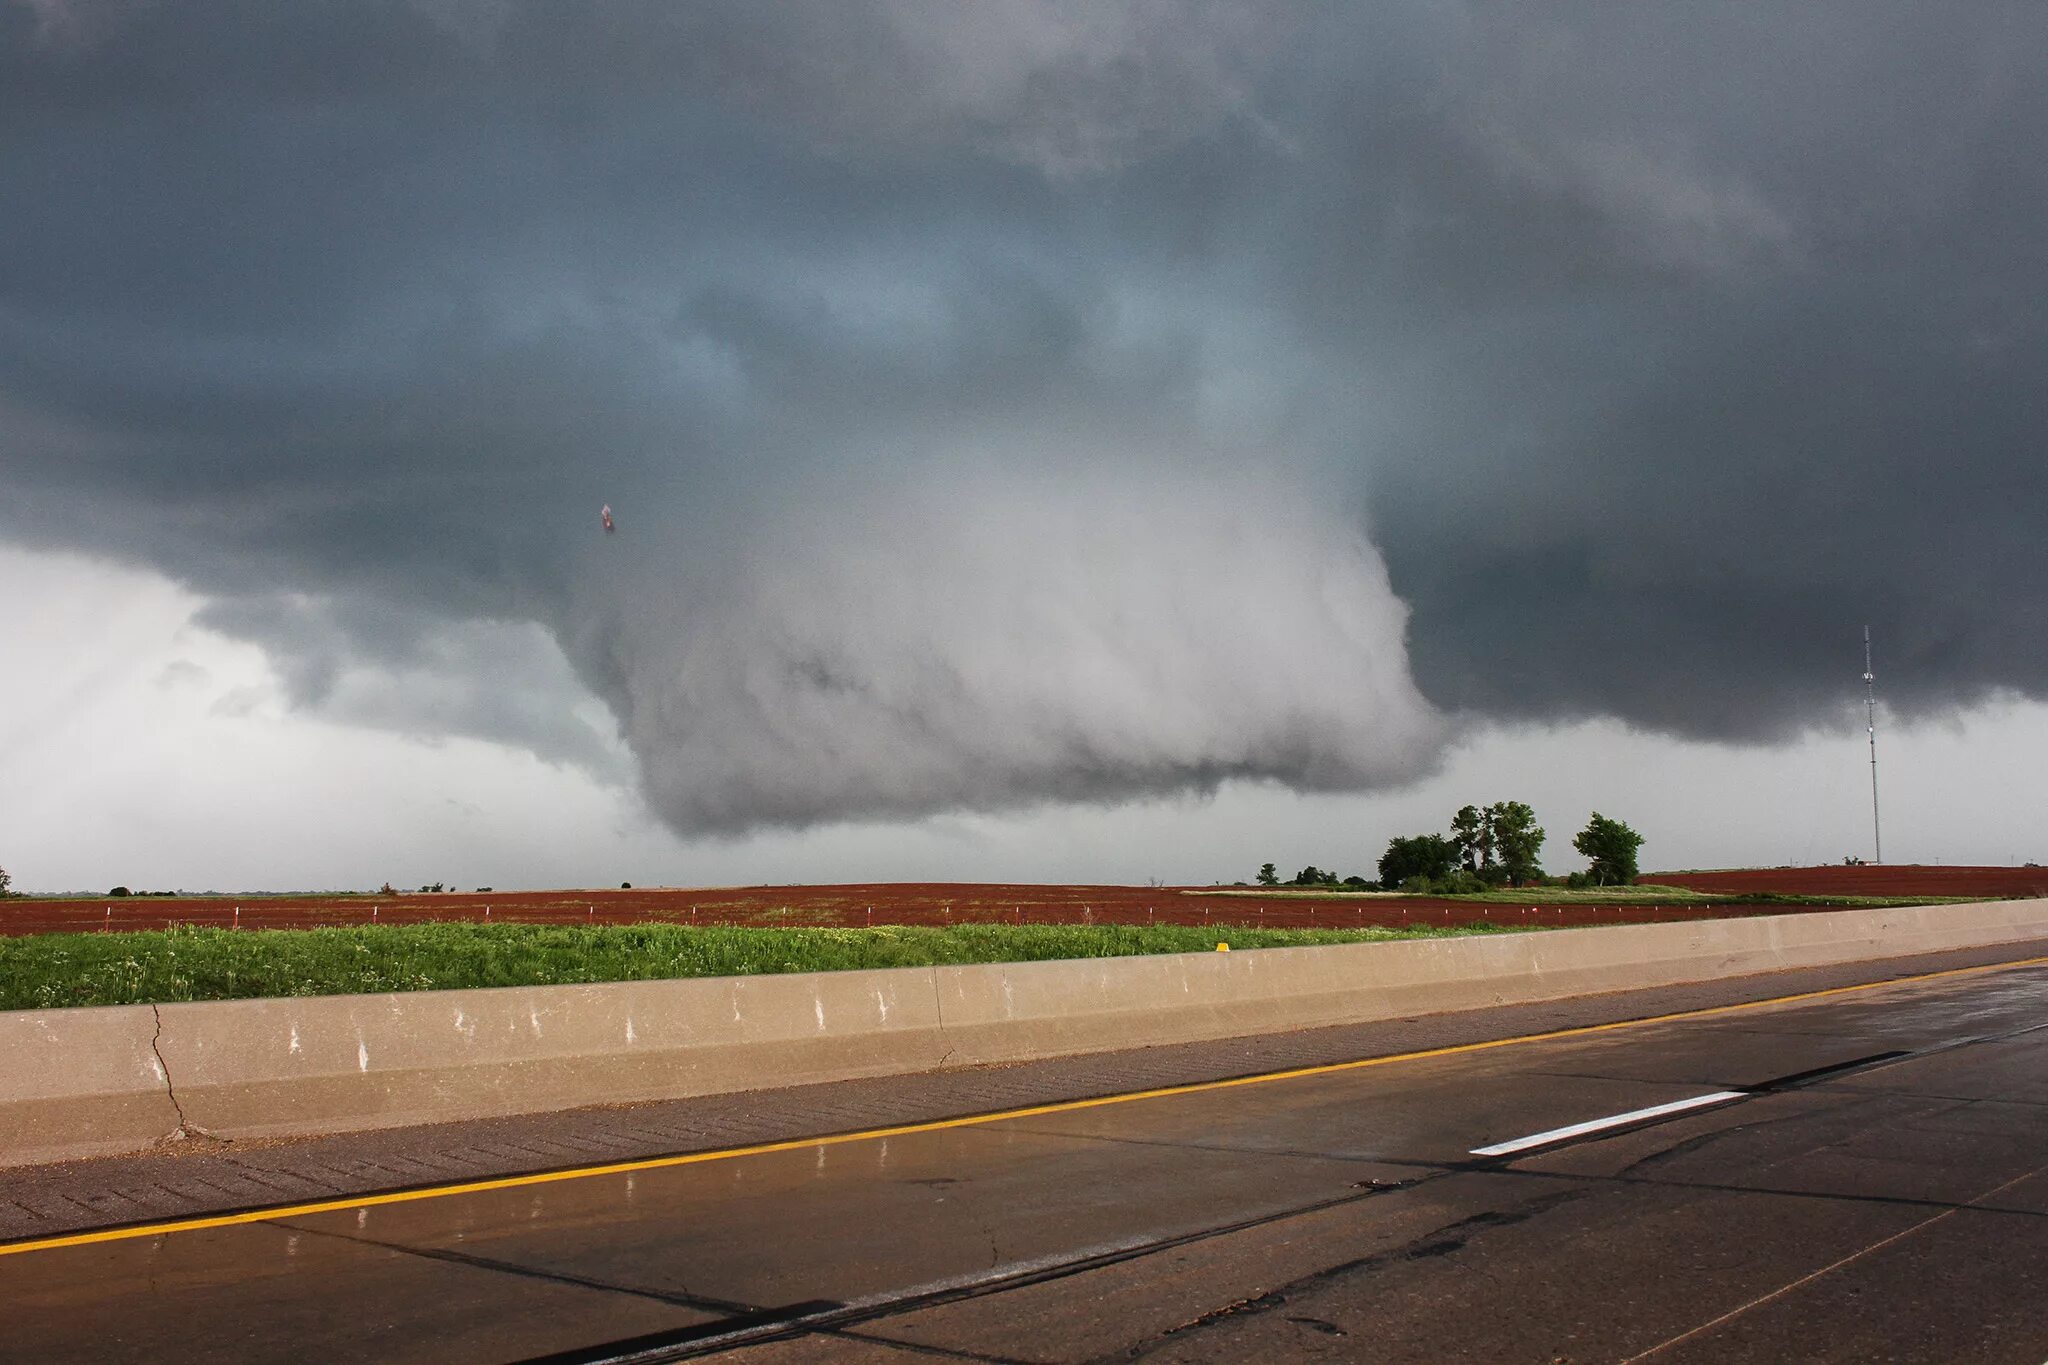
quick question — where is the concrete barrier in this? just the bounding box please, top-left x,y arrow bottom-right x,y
152,968 -> 947,1142
1,898 -> 2044,1166
0,1006 -> 183,1166
931,898 -> 2048,1064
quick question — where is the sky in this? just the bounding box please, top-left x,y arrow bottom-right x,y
4,3 -> 2045,892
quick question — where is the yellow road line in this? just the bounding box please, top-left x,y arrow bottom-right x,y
4,951 -> 2043,1260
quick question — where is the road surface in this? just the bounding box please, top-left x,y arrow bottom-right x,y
2,956 -> 2043,1363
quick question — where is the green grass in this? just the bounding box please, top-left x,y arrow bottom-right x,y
1191,884 -> 1963,908
1424,887 -> 1961,908
0,920 -> 1533,1011
1192,887 -> 1404,898
1435,884 -> 1717,903
1193,884 -> 1725,902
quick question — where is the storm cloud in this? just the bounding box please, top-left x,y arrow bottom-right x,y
3,1 -> 2044,834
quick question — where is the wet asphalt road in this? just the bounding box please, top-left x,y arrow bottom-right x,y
2,961 -> 2043,1364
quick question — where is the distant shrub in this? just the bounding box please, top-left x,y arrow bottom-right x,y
1400,869 -> 1490,896
621,882 -> 633,889
108,886 -> 131,897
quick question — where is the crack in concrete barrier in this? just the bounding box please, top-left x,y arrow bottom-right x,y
929,965 -> 957,1068
148,1004 -> 202,1142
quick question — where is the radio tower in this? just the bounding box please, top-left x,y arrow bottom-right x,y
1863,626 -> 1882,864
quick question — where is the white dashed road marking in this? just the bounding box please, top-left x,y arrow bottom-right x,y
1471,1091 -> 1748,1157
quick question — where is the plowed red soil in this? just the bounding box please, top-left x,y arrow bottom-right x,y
1643,864 -> 2048,899
0,873 -> 1962,938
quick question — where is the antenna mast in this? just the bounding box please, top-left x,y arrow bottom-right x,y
1863,626 -> 1882,864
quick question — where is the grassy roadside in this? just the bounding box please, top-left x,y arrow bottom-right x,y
1398,889 -> 1972,908
1191,885 -> 1726,901
1190,885 -> 1967,908
0,920 -> 1532,1011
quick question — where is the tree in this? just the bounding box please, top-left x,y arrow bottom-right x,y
1290,865 -> 1342,887
1256,862 -> 1279,886
1574,812 -> 1644,886
0,864 -> 11,896
1378,834 -> 1459,888
1487,801 -> 1546,885
1450,804 -> 1494,873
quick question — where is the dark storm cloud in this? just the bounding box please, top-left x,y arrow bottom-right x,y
3,1 -> 2044,830
1275,3 -> 2048,732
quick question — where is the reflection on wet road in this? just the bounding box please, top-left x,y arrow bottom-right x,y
4,963 -> 2044,1364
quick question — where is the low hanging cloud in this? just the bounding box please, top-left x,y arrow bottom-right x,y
3,1 -> 2046,835
577,469 -> 1442,831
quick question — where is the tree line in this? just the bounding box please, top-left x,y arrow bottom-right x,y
1252,804 -> 1644,893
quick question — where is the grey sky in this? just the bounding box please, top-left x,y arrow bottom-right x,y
3,3 -> 2044,885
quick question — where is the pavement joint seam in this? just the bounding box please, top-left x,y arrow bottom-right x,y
1614,1161 -> 2048,1363
1083,1186 -> 1599,1364
633,1181 -> 1441,1361
274,1217 -> 765,1320
1471,1157 -> 2048,1219
1817,1087 -> 2048,1107
820,1330 -> 1045,1365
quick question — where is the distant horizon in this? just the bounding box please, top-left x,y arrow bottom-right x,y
11,859 -> 2041,900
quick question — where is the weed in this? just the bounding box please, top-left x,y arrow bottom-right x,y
0,921 -> 1531,1010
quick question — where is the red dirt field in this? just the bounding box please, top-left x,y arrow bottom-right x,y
1644,864 -> 2048,899
0,872 -> 1983,938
